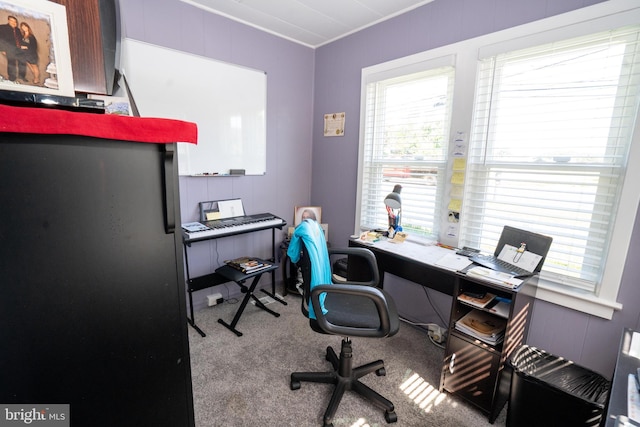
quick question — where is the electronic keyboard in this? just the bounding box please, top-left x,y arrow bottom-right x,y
183,213 -> 285,240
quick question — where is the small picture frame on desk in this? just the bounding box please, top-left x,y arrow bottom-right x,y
0,0 -> 75,97
294,206 -> 322,226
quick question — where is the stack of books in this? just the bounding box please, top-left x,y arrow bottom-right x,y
455,310 -> 506,345
225,257 -> 272,274
457,291 -> 496,308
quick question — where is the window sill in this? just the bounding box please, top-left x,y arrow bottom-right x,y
533,277 -> 622,320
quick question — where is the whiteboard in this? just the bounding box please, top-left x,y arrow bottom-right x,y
120,39 -> 266,175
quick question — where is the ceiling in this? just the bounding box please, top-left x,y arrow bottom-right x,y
180,0 -> 434,48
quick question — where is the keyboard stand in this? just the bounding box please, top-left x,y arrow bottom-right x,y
215,262 -> 279,337
182,213 -> 287,337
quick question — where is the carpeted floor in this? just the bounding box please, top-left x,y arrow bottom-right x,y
187,290 -> 508,427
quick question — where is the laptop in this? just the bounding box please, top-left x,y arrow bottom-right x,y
469,226 -> 553,277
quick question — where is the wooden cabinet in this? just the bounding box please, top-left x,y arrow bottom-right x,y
440,275 -> 536,423
50,0 -> 117,94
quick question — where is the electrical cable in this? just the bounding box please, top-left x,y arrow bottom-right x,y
427,334 -> 446,349
395,285 -> 450,349
399,316 -> 446,349
399,316 -> 441,329
207,239 -> 240,304
422,285 -> 448,327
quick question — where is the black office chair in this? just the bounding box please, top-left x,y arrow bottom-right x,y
290,244 -> 400,427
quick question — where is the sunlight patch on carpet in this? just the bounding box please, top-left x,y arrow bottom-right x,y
350,418 -> 370,427
399,372 -> 446,412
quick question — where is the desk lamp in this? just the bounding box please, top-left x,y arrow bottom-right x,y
384,184 -> 402,237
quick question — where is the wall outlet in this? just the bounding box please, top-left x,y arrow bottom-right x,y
428,325 -> 447,344
207,293 -> 223,306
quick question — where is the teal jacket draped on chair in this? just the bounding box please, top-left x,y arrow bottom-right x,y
287,218 -> 331,319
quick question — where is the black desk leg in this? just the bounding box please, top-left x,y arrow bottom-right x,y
218,274 -> 280,337
266,229 -> 286,306
188,318 -> 206,337
187,289 -> 206,337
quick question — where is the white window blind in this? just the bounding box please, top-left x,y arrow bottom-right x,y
359,66 -> 455,236
463,26 -> 640,293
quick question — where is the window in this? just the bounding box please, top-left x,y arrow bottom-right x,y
462,26 -> 640,295
357,62 -> 455,238
357,1 -> 640,318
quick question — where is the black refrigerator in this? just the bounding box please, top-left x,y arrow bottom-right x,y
0,107 -> 196,427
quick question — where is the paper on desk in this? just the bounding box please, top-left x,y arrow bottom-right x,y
435,252 -> 473,271
498,244 -> 541,273
374,239 -> 445,265
467,266 -> 524,288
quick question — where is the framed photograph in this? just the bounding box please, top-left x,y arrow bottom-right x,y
0,0 -> 74,96
294,206 -> 322,226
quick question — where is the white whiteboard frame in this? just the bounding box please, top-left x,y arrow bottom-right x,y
120,38 -> 266,175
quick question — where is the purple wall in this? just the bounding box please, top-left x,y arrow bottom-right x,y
118,0 -> 315,306
311,0 -> 639,376
311,0 -> 608,248
118,0 -> 639,376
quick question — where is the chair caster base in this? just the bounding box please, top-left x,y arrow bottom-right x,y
385,410 -> 398,423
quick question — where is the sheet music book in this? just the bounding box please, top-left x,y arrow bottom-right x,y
199,199 -> 245,221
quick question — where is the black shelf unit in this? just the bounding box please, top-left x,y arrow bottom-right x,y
440,274 -> 537,423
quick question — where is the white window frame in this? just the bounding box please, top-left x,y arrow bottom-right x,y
356,56 -> 456,240
357,0 -> 640,319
